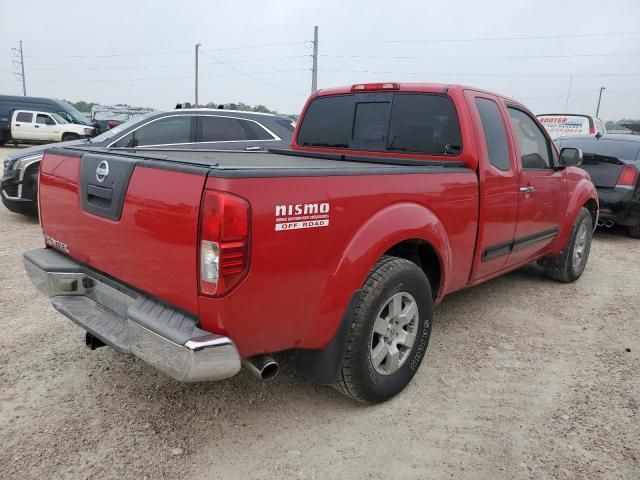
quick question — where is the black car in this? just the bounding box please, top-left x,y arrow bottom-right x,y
1,108 -> 295,216
556,134 -> 640,238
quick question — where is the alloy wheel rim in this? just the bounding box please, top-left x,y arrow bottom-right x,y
572,222 -> 588,270
369,292 -> 419,376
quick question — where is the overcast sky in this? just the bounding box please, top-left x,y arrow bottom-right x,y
1,0 -> 639,119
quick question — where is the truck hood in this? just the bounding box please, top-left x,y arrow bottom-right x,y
4,139 -> 88,168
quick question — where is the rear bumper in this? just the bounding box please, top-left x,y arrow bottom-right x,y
23,248 -> 242,382
596,187 -> 640,227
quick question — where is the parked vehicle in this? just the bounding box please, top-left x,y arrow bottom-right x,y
537,113 -> 606,139
24,83 -> 597,403
556,134 -> 640,238
1,108 -> 295,216
8,110 -> 94,144
0,95 -> 92,144
91,104 -> 156,134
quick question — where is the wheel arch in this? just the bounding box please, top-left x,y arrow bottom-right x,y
293,202 -> 450,384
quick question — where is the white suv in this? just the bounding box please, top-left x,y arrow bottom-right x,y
10,110 -> 94,143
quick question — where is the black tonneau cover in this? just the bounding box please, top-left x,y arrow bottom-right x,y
47,146 -> 472,179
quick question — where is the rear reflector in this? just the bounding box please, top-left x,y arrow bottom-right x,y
351,82 -> 399,91
616,165 -> 638,189
199,191 -> 250,296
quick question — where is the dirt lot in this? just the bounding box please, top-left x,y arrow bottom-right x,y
0,145 -> 638,480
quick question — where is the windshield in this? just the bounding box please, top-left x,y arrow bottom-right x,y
89,112 -> 158,143
56,101 -> 91,125
51,113 -> 69,124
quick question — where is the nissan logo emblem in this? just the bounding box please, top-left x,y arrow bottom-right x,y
96,160 -> 109,183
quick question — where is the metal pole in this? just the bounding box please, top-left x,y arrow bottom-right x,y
195,43 -> 201,107
19,41 -> 26,96
311,26 -> 318,93
595,86 -> 605,117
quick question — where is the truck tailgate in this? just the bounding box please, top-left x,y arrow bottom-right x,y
38,150 -> 207,315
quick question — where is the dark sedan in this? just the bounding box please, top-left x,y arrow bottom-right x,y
556,134 -> 640,238
1,108 -> 295,216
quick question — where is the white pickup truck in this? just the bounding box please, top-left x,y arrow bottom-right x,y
8,110 -> 94,144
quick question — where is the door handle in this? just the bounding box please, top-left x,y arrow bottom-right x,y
34,125 -> 40,128
245,146 -> 261,151
520,186 -> 535,194
15,123 -> 20,127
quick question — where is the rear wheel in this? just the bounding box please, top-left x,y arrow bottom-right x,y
335,256 -> 432,403
62,133 -> 80,142
543,207 -> 593,283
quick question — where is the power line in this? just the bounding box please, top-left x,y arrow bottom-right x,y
0,55 -> 310,72
0,68 -> 310,84
199,49 -> 307,96
323,31 -> 640,44
0,41 -> 310,60
322,68 -> 640,78
608,91 -> 640,99
321,52 -> 640,60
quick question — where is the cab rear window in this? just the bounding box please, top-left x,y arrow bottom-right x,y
297,93 -> 462,156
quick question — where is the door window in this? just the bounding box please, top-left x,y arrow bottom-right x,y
36,113 -> 54,125
475,98 -> 510,171
196,116 -> 274,142
15,112 -> 33,123
112,116 -> 192,147
508,108 -> 552,169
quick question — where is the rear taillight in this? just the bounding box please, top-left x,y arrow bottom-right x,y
199,190 -> 250,296
589,126 -> 595,134
616,165 -> 638,189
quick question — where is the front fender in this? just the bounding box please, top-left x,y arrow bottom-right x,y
552,170 -> 598,252
301,202 -> 451,350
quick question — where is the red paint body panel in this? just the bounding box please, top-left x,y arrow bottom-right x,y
37,83 -> 598,359
198,173 -> 478,355
39,154 -> 205,314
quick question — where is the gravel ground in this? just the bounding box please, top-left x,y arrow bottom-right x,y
0,146 -> 638,480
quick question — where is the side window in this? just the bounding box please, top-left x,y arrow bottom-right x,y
388,94 -> 462,155
15,112 -> 33,123
244,120 -> 275,140
475,98 -> 510,171
113,116 -> 192,147
198,116 -> 254,142
508,108 -> 552,169
36,114 -> 53,125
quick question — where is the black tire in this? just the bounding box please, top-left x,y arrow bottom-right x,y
335,255 -> 433,403
543,207 -> 593,283
61,133 -> 80,142
628,225 -> 640,239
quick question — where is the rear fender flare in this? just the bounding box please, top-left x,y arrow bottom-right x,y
309,202 -> 450,349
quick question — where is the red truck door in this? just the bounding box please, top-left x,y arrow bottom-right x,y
465,91 -> 520,281
504,106 -> 566,266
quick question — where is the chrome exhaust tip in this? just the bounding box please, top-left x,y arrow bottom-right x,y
597,219 -> 605,227
242,355 -> 279,380
605,220 -> 615,228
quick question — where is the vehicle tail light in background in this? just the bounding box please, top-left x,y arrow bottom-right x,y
351,83 -> 399,91
616,165 -> 638,189
589,126 -> 595,134
199,190 -> 250,296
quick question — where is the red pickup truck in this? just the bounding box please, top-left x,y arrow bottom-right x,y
24,83 -> 598,403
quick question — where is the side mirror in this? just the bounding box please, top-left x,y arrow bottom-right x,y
559,147 -> 583,167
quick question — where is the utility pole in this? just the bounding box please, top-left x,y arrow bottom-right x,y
596,86 -> 606,117
195,43 -> 201,107
311,26 -> 318,93
11,40 -> 26,96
